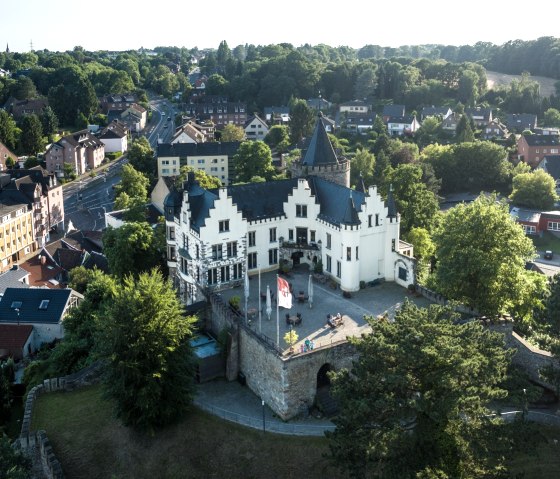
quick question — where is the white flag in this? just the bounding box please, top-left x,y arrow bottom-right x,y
277,276 -> 292,309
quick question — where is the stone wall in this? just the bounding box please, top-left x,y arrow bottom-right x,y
18,362 -> 103,479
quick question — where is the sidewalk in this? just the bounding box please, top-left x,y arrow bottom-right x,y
194,378 -> 335,436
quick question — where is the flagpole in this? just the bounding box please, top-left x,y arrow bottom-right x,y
276,274 -> 280,347
258,266 -> 262,333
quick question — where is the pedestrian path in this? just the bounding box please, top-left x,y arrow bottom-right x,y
194,379 -> 335,436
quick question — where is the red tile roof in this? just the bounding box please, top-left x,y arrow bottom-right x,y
0,324 -> 33,356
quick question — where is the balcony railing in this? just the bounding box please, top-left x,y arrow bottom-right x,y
280,240 -> 320,251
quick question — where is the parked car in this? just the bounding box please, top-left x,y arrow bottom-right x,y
544,250 -> 553,259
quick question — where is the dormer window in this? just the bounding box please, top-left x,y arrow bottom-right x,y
11,301 -> 22,309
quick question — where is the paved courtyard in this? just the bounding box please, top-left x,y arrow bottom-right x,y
217,266 -> 431,355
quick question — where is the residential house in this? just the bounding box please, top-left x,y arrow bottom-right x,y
0,68 -> 9,78
387,116 -> 420,137
157,142 -> 242,184
0,324 -> 33,360
342,112 -> 376,134
537,155 -> 560,193
307,98 -> 332,112
420,106 -> 453,121
465,107 -> 493,127
340,100 -> 369,114
0,265 -> 30,296
171,121 -> 207,144
244,114 -> 269,141
105,203 -> 162,229
4,97 -> 48,120
183,96 -> 247,129
0,287 -> 82,349
506,113 -> 538,133
441,112 -> 461,136
382,105 -> 406,123
481,119 -> 509,140
0,197 -> 35,272
510,207 -> 541,235
263,106 -> 290,124
98,120 -> 128,154
2,167 -> 65,246
534,127 -> 560,136
320,115 -> 336,133
517,134 -> 560,168
0,140 -> 17,172
151,176 -> 175,214
164,172 -> 415,306
99,93 -> 137,114
44,130 -> 105,177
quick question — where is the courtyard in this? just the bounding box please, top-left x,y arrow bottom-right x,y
217,266 -> 432,356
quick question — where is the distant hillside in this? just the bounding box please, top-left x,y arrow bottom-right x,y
486,71 -> 557,97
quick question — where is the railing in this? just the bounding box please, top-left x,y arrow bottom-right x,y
280,241 -> 320,251
193,399 -> 335,436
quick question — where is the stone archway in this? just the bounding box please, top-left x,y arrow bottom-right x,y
316,363 -> 338,416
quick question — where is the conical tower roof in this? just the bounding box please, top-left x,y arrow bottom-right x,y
301,113 -> 339,167
386,184 -> 397,218
341,191 -> 360,225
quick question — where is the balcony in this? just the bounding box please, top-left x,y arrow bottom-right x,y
280,239 -> 320,251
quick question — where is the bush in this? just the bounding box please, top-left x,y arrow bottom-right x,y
106,152 -> 123,161
360,280 -> 366,290
314,260 -> 323,274
229,295 -> 241,312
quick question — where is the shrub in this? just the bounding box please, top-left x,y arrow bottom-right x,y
229,295 -> 241,311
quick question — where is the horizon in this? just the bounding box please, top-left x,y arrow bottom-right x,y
3,1 -> 560,54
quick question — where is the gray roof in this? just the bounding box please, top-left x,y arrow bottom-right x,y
382,105 -> 405,117
521,134 -> 560,147
387,115 -> 416,124
421,106 -> 451,118
301,116 -> 339,167
264,106 -> 290,115
0,267 -> 30,295
157,141 -> 241,158
540,155 -> 560,180
0,288 -> 73,324
506,113 -> 537,132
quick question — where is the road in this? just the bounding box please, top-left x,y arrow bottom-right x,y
62,95 -> 177,232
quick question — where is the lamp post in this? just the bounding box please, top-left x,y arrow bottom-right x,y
15,307 -> 20,326
522,388 -> 528,421
262,399 -> 266,433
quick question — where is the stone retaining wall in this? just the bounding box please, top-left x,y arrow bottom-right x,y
18,362 -> 103,479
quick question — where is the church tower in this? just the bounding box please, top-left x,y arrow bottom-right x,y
290,113 -> 350,187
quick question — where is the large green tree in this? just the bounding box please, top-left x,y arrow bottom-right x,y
40,105 -> 59,142
99,269 -> 197,431
289,99 -> 315,144
510,169 -> 558,210
328,301 -> 511,479
176,166 -> 222,189
18,113 -> 45,156
350,148 -> 376,189
233,140 -> 274,182
433,195 -> 537,316
113,164 -> 149,221
264,125 -> 290,152
0,109 -> 19,151
103,222 -> 165,278
127,137 -> 155,179
220,123 -> 245,142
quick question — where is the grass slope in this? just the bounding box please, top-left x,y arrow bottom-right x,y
32,385 -> 344,479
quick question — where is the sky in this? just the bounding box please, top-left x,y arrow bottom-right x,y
3,1 -> 560,54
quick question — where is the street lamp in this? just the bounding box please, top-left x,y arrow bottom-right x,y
522,388 -> 528,421
262,399 -> 266,433
15,308 -> 20,326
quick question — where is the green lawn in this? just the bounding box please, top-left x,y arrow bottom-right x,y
532,231 -> 560,253
31,385 -> 560,479
32,385 -> 344,479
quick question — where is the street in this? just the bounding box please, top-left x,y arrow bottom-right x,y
62,95 -> 175,232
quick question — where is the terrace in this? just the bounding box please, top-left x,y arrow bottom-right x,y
216,266 -> 431,357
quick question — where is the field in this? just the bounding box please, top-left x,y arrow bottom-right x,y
32,385 -> 344,479
31,385 -> 560,479
486,70 -> 557,97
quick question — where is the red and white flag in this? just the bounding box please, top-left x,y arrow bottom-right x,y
277,276 -> 292,309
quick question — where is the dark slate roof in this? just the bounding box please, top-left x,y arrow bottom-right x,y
301,116 -> 339,167
223,179 -> 298,221
0,267 -> 30,295
540,155 -> 560,180
386,185 -> 397,218
7,167 -> 57,192
341,193 -> 360,225
344,112 -> 376,124
387,115 -> 416,124
309,177 -> 366,226
506,113 -> 537,132
83,251 -> 109,273
465,107 -> 492,120
341,100 -> 368,108
0,288 -> 72,324
0,190 -> 29,217
157,141 -> 241,158
264,106 -> 290,115
421,106 -> 451,118
382,104 -> 405,117
521,134 -> 560,147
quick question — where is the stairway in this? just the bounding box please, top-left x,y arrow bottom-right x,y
316,385 -> 338,416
